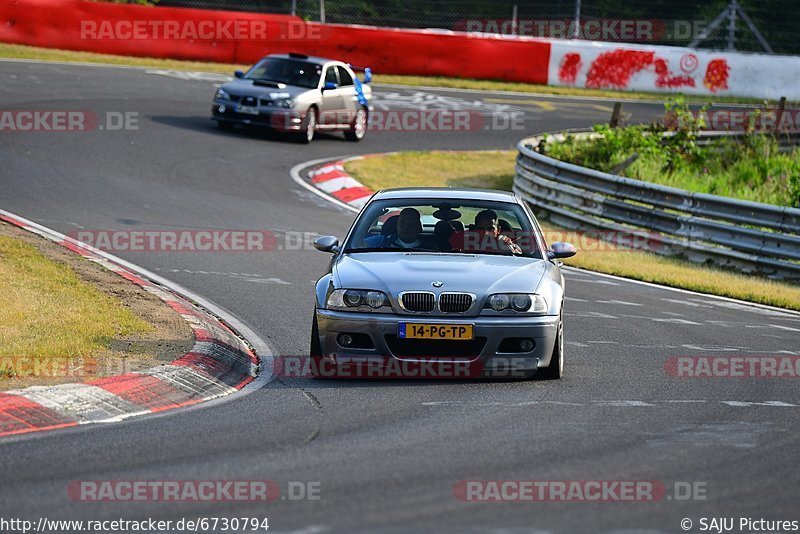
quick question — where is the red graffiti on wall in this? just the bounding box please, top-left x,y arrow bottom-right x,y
583,50 -> 657,88
653,58 -> 695,88
558,53 -> 582,85
557,48 -> 730,93
703,59 -> 730,92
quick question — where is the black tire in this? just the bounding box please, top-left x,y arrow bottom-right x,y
310,312 -> 322,357
344,106 -> 368,142
537,314 -> 564,380
297,107 -> 317,144
310,311 -> 329,378
217,120 -> 234,131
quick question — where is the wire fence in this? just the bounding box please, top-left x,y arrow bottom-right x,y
144,0 -> 800,56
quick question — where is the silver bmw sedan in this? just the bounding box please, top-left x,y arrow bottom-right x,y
311,188 -> 577,379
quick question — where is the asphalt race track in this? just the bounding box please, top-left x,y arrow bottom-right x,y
1,61 -> 799,533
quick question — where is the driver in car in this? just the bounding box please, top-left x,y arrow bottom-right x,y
363,207 -> 425,249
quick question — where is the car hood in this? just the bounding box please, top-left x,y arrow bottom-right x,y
333,252 -> 547,296
221,79 -> 312,99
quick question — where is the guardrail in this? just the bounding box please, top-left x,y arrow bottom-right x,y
513,131 -> 800,280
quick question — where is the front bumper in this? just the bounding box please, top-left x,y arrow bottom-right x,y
315,309 -> 559,376
211,101 -> 304,131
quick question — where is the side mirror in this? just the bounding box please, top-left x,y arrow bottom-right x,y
234,70 -> 244,78
323,81 -> 338,91
314,236 -> 340,253
547,242 -> 577,260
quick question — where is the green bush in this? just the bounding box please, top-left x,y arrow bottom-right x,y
545,98 -> 800,207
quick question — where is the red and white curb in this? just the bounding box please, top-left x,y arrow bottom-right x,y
291,155 -> 396,213
0,209 -> 268,437
307,157 -> 375,210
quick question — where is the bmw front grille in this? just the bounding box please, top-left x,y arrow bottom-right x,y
399,292 -> 474,313
399,292 -> 436,312
439,292 -> 474,313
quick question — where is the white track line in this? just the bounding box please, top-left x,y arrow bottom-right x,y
562,266 -> 800,317
290,157 -> 360,213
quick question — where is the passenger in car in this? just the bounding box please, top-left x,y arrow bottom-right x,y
450,210 -> 522,254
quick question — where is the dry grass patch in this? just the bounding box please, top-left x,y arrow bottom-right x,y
0,222 -> 193,390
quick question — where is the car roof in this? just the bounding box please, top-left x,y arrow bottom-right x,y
266,53 -> 342,66
372,187 -> 519,203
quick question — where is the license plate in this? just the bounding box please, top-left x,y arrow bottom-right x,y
398,323 -> 474,340
237,105 -> 259,115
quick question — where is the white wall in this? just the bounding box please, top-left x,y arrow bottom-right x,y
547,40 -> 800,100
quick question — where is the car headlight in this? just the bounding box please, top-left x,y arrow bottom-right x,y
215,88 -> 229,100
269,92 -> 292,108
484,293 -> 548,314
327,289 -> 391,312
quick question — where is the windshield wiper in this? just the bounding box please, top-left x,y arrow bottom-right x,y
449,249 -> 534,258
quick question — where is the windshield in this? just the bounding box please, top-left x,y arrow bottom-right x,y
344,198 -> 544,258
244,58 -> 322,89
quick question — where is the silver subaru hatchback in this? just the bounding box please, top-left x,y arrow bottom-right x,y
212,52 -> 372,143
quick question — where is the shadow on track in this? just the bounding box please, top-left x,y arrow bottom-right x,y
149,115 -> 353,144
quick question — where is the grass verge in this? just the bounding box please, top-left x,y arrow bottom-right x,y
0,42 -> 249,74
0,234 -> 150,357
0,42 -> 784,105
0,222 -> 193,389
345,150 -> 800,311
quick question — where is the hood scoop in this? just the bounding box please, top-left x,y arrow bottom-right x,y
252,80 -> 285,88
